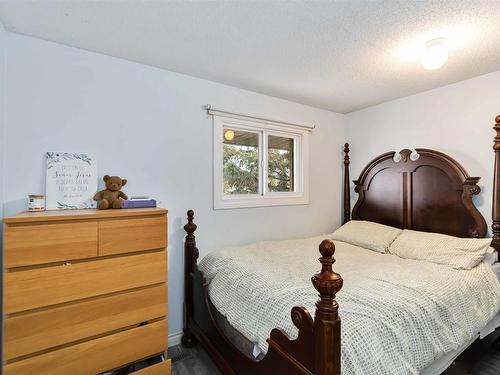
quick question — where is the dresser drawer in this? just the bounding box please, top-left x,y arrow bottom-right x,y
4,284 -> 167,360
99,216 -> 167,256
4,319 -> 167,375
4,251 -> 167,314
131,360 -> 171,375
4,222 -> 98,268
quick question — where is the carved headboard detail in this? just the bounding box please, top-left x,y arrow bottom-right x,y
349,148 -> 487,239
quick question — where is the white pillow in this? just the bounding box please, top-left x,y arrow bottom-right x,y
388,229 -> 492,270
331,220 -> 402,253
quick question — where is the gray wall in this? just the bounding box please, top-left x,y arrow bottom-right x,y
0,20 -> 5,231
2,32 -> 346,340
0,19 -> 5,368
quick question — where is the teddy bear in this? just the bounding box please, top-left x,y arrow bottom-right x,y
93,175 -> 128,209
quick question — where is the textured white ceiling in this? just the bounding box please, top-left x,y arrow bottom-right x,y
1,0 -> 500,113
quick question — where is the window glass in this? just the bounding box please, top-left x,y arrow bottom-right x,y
267,135 -> 294,192
223,128 -> 259,194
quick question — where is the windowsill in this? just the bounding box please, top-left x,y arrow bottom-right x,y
214,194 -> 309,209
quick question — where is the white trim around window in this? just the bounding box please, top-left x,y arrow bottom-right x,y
209,106 -> 312,210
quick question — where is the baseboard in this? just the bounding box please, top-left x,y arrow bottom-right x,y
169,331 -> 183,347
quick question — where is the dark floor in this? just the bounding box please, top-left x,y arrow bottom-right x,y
168,343 -> 220,375
442,329 -> 500,375
168,330 -> 500,375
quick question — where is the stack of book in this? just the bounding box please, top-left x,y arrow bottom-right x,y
122,197 -> 157,209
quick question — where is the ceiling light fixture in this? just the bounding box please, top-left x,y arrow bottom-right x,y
421,38 -> 448,70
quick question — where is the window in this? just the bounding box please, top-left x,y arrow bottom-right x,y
209,106 -> 312,209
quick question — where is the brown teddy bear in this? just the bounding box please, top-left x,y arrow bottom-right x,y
93,175 -> 128,209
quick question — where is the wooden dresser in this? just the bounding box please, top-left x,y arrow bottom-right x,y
2,208 -> 170,375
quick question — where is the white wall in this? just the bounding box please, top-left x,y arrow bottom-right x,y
0,21 -> 5,229
0,19 -> 6,366
3,33 -> 345,339
346,70 -> 500,227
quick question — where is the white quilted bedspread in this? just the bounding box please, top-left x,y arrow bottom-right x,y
199,235 -> 500,375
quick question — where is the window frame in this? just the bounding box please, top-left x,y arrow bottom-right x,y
212,112 -> 311,209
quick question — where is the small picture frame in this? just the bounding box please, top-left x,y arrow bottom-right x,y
45,152 -> 98,209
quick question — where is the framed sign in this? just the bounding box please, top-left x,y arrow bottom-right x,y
45,152 -> 97,209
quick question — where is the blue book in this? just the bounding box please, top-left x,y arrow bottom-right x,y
122,199 -> 157,209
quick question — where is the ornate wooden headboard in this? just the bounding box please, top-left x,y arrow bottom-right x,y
343,115 -> 500,258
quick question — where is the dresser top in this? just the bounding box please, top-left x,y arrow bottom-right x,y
3,207 -> 168,224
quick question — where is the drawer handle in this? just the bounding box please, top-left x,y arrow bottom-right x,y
62,262 -> 72,266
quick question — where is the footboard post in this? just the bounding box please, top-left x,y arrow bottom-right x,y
312,240 -> 343,375
182,209 -> 198,347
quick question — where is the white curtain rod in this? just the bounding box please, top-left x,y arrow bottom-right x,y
204,105 -> 315,131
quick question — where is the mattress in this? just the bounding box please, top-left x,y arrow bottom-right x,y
199,235 -> 500,375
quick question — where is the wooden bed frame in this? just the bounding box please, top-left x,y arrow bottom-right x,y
182,115 -> 500,374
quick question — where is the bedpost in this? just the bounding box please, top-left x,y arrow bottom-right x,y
343,143 -> 351,224
492,116 -> 500,260
312,240 -> 343,375
182,209 -> 198,347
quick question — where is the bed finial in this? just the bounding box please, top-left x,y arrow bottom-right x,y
492,117 -> 500,260
343,143 -> 351,224
311,240 -> 343,374
312,240 -> 343,310
494,116 -> 500,149
185,209 -> 197,235
343,143 -> 350,158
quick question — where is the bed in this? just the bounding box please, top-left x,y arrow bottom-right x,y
181,115 -> 500,375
